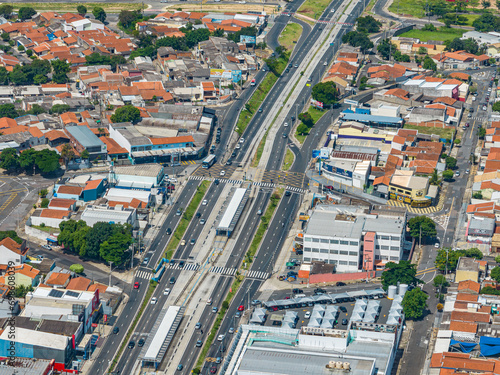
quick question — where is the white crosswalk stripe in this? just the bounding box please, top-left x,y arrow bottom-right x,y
168,263 -> 200,271
226,179 -> 243,185
285,186 -> 307,194
189,176 -> 210,181
253,182 -> 276,188
246,270 -> 270,279
209,266 -> 238,276
135,270 -> 151,279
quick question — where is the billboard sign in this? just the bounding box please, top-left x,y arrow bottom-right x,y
310,99 -> 324,109
210,69 -> 232,79
240,35 -> 256,44
312,150 -> 320,158
344,99 -> 359,106
231,70 -> 242,83
320,148 -> 330,159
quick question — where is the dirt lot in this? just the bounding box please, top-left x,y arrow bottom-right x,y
166,3 -> 279,14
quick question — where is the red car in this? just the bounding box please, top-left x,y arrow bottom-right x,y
134,282 -> 139,289
237,305 -> 244,311
210,366 -> 218,374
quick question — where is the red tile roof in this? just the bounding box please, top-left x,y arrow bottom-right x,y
57,185 -> 83,196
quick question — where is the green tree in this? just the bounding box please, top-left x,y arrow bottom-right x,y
0,103 -> 18,118
418,46 -> 428,55
454,138 -> 461,146
18,7 -> 36,20
100,232 -> 132,265
377,38 -> 394,60
0,67 -> 8,85
495,255 -> 500,263
491,266 -> 500,282
60,143 -> 75,166
0,4 -> 13,18
422,23 -> 437,31
80,149 -> 90,160
77,5 -> 87,16
110,105 -> 141,124
342,31 -> 374,52
0,148 -> 19,171
407,216 -> 437,239
472,12 -> 500,32
18,148 -> 37,172
212,28 -> 224,37
493,101 -> 500,112
445,156 -> 457,169
478,127 -> 486,139
27,104 -> 46,115
311,82 -> 338,107
298,112 -> 314,127
35,149 -> 60,174
442,169 -> 454,180
435,248 -> 483,272
296,123 -> 309,135
118,9 -> 142,29
9,67 -> 29,86
50,104 -> 71,115
402,287 -> 428,319
40,198 -> 49,208
84,222 -> 115,260
58,220 -> 88,252
433,274 -> 449,288
430,169 -> 440,185
483,0 -> 491,8
0,230 -> 22,244
1,32 -> 9,42
381,260 -> 422,290
51,59 -> 70,84
93,7 -> 107,23
472,191 -> 483,199
34,74 -> 48,85
423,56 -> 437,71
356,15 -> 382,33
17,45 -> 25,52
70,264 -> 84,274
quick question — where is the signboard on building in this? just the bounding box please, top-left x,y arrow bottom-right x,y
320,148 -> 330,159
231,70 -> 242,83
344,99 -> 359,106
240,35 -> 256,44
310,99 -> 324,109
312,150 -> 320,158
210,69 -> 232,79
335,166 -> 353,178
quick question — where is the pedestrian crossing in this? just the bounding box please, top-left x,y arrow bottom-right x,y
188,176 -> 307,193
386,199 -> 439,214
286,186 -> 308,194
246,270 -> 270,280
189,176 -> 244,185
135,270 -> 152,279
209,266 -> 238,276
168,263 -> 200,271
253,181 -> 276,188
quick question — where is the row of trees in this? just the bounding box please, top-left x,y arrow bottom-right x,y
434,247 -> 483,272
58,220 -> 133,265
0,59 -> 71,86
0,148 -> 60,174
0,103 -> 71,119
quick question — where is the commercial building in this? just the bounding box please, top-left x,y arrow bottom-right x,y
80,204 -> 138,228
302,205 -> 407,272
109,163 -> 165,190
320,159 -> 371,189
466,216 -> 495,244
388,170 -> 430,207
65,125 -> 107,160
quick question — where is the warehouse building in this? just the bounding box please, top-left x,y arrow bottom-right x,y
109,164 -> 165,190
81,204 -> 138,228
65,125 -> 107,161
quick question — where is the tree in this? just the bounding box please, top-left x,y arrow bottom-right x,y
51,59 -> 70,84
0,4 -> 12,18
80,149 -> 90,160
100,232 -> 132,265
40,198 -> 49,208
423,56 -> 437,71
430,169 -> 440,185
473,191 -> 483,199
377,38 -> 394,60
445,156 -> 457,169
17,45 -> 25,52
18,148 -> 37,172
478,127 -> 486,139
495,255 -> 500,263
0,103 -> 18,118
407,216 -> 437,240
110,105 -> 141,124
483,0 -> 491,8
402,287 -> 428,319
93,7 -> 107,23
50,104 -> 71,115
491,266 -> 500,282
77,5 -> 87,16
342,31 -> 373,52
493,101 -> 500,112
118,10 -> 141,29
381,261 -> 422,290
473,12 -> 500,32
27,104 -> 46,116
296,123 -> 309,135
70,264 -> 84,274
454,138 -> 461,146
311,82 -> 338,107
435,248 -> 483,272
0,230 -> 22,244
422,23 -> 437,31
356,15 -> 382,33
18,7 -> 36,20
35,149 -> 60,174
1,32 -> 9,42
0,148 -> 19,171
212,28 -> 224,37
433,274 -> 449,288
442,169 -> 454,180
60,143 -> 75,166
298,112 -> 314,127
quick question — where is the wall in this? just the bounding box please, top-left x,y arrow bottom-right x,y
392,24 -> 415,37
30,216 -> 65,229
309,271 -> 376,284
25,225 -> 59,242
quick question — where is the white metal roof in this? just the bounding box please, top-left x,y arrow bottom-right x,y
218,188 -> 247,229
0,327 -> 68,350
144,306 -> 180,360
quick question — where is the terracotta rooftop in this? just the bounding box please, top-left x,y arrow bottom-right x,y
66,276 -> 91,291
45,272 -> 70,286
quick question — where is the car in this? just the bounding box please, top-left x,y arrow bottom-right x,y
294,63 -> 298,68
210,148 -> 215,154
466,122 -> 470,127
435,242 -> 440,248
285,68 -> 290,73
285,191 -> 291,196
455,171 -> 460,177
237,305 -> 244,311
251,299 -> 260,305
235,144 -> 241,149
170,260 -> 176,265
41,245 -> 52,250
331,7 -> 335,11
190,239 -> 196,245
134,282 -> 139,289
324,185 -> 334,190
228,327 -> 235,334
214,179 -> 220,185
200,219 -> 206,225
151,297 -> 158,305
177,365 -> 184,371
138,338 -> 145,347
288,63 -> 293,68
216,357 -> 222,364
179,261 -> 185,268
231,152 -> 237,158
293,288 -> 303,294
466,169 -> 470,174
212,306 -> 218,313
342,319 -> 348,325
142,257 -> 149,266
202,199 -> 208,205
128,341 -> 135,349
196,340 -> 203,347
218,334 -> 225,341
283,133 -> 287,138
176,209 -> 182,216
284,122 -> 289,127
258,108 -> 263,113
226,160 -> 232,166
220,171 -> 226,176
262,67 -> 267,71
336,282 -> 346,286
257,209 -> 262,215
314,288 -> 326,294
484,106 -> 488,110
323,61 -> 327,66
339,306 -> 347,313
196,212 -> 201,218
210,366 -> 217,374
170,277 -> 176,284
196,322 -> 202,329
235,311 -> 241,318
207,298 -> 213,305
166,228 -> 172,235
304,311 -> 311,319
164,288 -> 170,296
180,240 -> 186,246
113,326 -> 119,334
240,138 -> 245,143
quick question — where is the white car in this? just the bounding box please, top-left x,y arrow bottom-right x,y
218,334 -> 225,341
151,297 -> 158,305
304,311 -> 311,319
202,199 -> 208,205
207,298 -> 213,305
331,8 -> 335,11
239,138 -> 244,143
220,170 -> 226,177
434,242 -> 440,248
235,144 -> 241,149
180,240 -> 186,246
284,122 -> 288,127
164,288 -> 171,296
323,61 -> 327,66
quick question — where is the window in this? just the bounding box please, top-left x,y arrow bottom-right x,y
381,256 -> 389,260
339,261 -> 348,265
390,256 -> 399,261
379,235 -> 390,240
340,250 -> 348,255
320,239 -> 329,243
381,245 -> 389,250
304,247 -> 312,252
348,261 -> 357,266
320,249 -> 328,254
312,248 -> 320,253
391,236 -> 400,241
348,251 -> 357,256
304,237 -> 312,242
340,240 -> 349,245
330,239 -> 339,244
349,241 -> 358,246
330,249 -> 338,254
312,238 -> 320,243
375,255 -> 380,260
329,260 -> 337,265
376,245 -> 380,249
390,246 -> 400,251
304,257 -> 311,262
397,189 -> 404,193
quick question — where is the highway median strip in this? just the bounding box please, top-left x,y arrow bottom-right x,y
164,180 -> 211,259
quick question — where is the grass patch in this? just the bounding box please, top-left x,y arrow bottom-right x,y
294,105 -> 327,145
279,23 -> 303,52
298,0 -> 333,19
31,225 -> 57,233
365,0 -> 377,13
388,0 -> 426,18
109,282 -> 157,373
461,14 -> 481,26
399,27 -> 466,42
252,128 -> 270,167
164,180 -> 210,257
13,3 -> 145,12
296,134 -> 308,144
404,124 -> 455,141
243,191 -> 282,267
282,149 -> 294,171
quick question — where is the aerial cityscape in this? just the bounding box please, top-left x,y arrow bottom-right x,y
0,0 -> 499,374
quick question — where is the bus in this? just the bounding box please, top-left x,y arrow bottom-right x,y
202,154 -> 216,168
